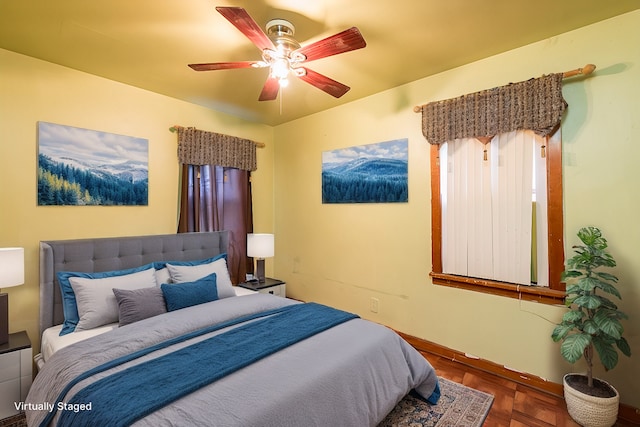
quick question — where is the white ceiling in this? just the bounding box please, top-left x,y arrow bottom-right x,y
1,1 -> 638,126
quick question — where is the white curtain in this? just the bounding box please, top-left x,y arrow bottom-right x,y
440,130 -> 549,286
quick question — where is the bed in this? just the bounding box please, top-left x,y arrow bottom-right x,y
26,231 -> 439,427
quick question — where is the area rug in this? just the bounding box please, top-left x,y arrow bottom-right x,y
0,413 -> 26,427
379,377 -> 494,427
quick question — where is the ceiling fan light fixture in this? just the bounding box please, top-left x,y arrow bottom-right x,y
270,57 -> 290,80
189,7 -> 367,101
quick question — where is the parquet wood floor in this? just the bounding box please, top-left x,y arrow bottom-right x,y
421,351 -> 636,426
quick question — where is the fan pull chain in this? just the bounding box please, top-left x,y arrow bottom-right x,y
541,144 -> 546,158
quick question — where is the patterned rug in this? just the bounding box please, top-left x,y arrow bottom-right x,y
379,377 -> 494,427
0,413 -> 26,427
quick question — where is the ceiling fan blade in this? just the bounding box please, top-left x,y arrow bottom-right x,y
215,7 -> 276,52
188,61 -> 260,71
297,68 -> 350,98
258,77 -> 280,101
295,27 -> 366,62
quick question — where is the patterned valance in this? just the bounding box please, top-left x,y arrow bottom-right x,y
177,127 -> 257,171
419,73 -> 567,145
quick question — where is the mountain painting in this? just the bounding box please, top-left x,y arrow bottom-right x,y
322,139 -> 408,203
37,122 -> 148,206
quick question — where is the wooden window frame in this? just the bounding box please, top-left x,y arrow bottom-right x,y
429,134 -> 565,305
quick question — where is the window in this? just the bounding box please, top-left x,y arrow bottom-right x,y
430,129 -> 565,304
419,73 -> 568,304
175,126 -> 258,285
178,164 -> 254,285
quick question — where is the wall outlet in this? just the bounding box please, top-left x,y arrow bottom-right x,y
370,297 -> 379,313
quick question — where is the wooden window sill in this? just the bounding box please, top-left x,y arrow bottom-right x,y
430,272 -> 566,305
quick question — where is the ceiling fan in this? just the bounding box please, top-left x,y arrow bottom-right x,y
188,7 -> 367,101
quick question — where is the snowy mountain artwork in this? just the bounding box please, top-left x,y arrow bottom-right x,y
37,122 -> 148,206
322,139 -> 408,203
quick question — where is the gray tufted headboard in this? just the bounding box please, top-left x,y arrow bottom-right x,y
39,231 -> 229,338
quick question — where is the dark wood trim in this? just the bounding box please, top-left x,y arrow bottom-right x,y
396,330 -> 563,396
619,404 -> 640,425
546,131 -> 565,290
430,144 -> 442,273
397,330 -> 640,425
430,272 -> 567,305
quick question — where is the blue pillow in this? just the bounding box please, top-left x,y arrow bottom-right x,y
57,263 -> 155,336
161,273 -> 218,312
153,253 -> 226,270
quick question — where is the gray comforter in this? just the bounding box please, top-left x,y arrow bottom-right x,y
26,294 -> 438,427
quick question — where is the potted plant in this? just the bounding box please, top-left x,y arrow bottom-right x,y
551,226 -> 631,427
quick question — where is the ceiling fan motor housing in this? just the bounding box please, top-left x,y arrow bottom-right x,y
266,19 -> 301,54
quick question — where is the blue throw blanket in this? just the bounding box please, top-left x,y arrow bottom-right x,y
52,303 -> 358,427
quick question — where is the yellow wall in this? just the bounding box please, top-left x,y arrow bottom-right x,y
273,11 -> 640,406
0,48 -> 275,352
1,9 -> 638,409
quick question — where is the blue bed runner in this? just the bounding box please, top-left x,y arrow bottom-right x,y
51,303 -> 357,427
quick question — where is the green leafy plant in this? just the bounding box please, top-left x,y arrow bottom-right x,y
551,226 -> 631,389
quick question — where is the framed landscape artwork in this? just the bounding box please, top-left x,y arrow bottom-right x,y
37,121 -> 149,206
322,138 -> 408,203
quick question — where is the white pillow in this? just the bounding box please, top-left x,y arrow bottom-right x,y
69,267 -> 157,331
166,258 -> 235,299
154,267 -> 171,285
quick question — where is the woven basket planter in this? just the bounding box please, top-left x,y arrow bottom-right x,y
563,374 -> 619,427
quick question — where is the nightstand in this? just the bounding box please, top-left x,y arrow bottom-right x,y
0,331 -> 32,419
238,278 -> 286,297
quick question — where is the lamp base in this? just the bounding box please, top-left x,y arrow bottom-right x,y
0,293 -> 8,345
256,259 -> 266,283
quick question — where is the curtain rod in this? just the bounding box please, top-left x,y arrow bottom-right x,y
413,63 -> 596,113
169,125 -> 265,148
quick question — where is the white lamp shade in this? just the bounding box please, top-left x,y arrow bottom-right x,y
0,247 -> 25,288
247,234 -> 274,258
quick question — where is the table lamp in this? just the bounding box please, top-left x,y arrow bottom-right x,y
247,234 -> 274,283
0,247 -> 24,345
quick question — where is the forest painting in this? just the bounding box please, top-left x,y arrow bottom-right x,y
322,139 -> 408,204
37,122 -> 148,206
